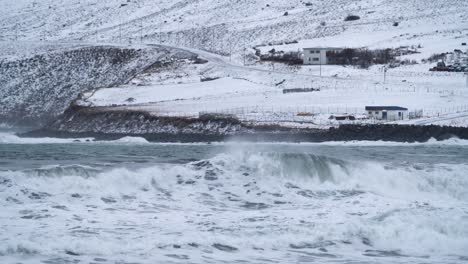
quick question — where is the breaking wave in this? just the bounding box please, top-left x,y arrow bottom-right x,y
2,151 -> 468,201
0,132 -> 93,144
1,150 -> 468,263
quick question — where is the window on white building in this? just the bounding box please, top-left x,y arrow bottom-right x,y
313,58 -> 319,61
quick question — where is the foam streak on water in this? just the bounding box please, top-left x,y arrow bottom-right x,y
0,140 -> 468,264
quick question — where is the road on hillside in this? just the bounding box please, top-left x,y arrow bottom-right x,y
161,44 -> 378,82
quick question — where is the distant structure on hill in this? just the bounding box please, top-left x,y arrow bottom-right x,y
303,47 -> 342,65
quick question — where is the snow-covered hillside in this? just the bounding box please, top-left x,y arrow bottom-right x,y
0,43 -> 195,126
1,0 -> 467,58
1,0 -> 468,129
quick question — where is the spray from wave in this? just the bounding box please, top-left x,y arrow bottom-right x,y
1,149 -> 468,263
3,150 -> 468,204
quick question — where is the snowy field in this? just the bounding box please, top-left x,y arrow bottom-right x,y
79,52 -> 468,128
2,0 -> 468,127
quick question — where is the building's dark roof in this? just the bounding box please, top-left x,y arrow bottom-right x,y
303,47 -> 343,51
365,106 -> 408,111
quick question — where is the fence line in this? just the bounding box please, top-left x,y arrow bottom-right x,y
122,104 -> 468,118
308,84 -> 467,96
196,104 -> 468,126
200,105 -> 468,116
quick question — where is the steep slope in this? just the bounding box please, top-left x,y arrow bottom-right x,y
0,43 -> 195,126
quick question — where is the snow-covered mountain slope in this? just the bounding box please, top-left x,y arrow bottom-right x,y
1,0 -> 467,57
0,43 -> 195,126
1,0 -> 467,130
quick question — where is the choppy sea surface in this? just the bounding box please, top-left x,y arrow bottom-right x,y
1,132 -> 468,264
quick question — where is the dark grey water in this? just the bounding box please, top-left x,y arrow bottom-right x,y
1,140 -> 467,171
1,133 -> 468,264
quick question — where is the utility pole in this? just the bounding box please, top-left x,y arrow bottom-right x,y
384,66 -> 387,84
159,26 -> 162,44
119,20 -> 122,43
465,72 -> 468,89
15,24 -> 19,41
211,27 -> 215,51
189,29 -> 193,48
319,51 -> 322,77
228,37 -> 233,62
243,40 -> 246,66
382,66 -> 388,84
178,21 -> 183,47
140,20 -> 143,44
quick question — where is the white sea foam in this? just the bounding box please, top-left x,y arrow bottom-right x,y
1,130 -> 467,146
0,123 -> 13,129
112,136 -> 150,144
1,149 -> 467,263
0,132 -> 94,144
311,137 -> 468,146
223,137 -> 468,147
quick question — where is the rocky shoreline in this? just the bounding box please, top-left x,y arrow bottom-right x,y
21,125 -> 468,143
20,106 -> 468,143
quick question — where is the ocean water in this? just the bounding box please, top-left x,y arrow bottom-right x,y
1,132 -> 468,264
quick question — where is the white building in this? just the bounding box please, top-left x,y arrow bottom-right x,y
366,106 -> 408,121
303,47 -> 342,65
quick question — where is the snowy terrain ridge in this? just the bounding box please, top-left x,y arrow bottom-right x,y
0,43 -> 194,126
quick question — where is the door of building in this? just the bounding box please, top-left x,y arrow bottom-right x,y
382,112 -> 388,120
